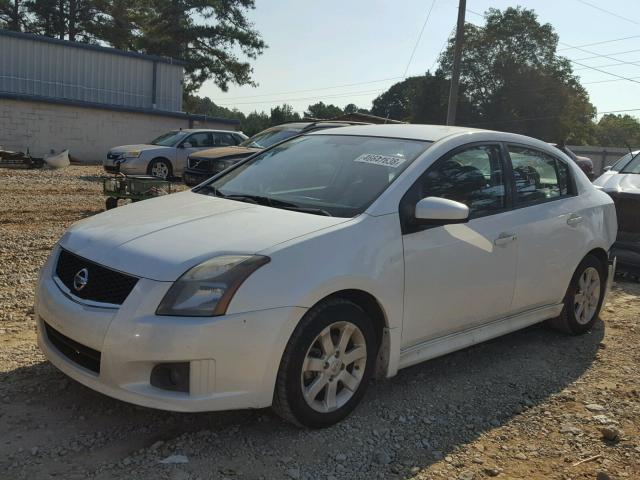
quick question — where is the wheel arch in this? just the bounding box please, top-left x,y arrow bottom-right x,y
147,156 -> 173,175
584,247 -> 609,279
307,289 -> 392,380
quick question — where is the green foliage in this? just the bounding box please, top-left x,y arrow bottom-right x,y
595,114 -> 640,148
270,104 -> 300,125
0,0 -> 30,30
304,101 -> 343,120
438,7 -> 596,143
370,77 -> 424,121
370,71 -> 475,124
242,111 -> 270,136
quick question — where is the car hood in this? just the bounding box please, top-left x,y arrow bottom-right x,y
190,146 -> 261,160
593,172 -> 640,193
59,191 -> 349,281
109,144 -> 167,154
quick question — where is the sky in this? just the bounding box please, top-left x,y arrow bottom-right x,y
199,0 -> 640,119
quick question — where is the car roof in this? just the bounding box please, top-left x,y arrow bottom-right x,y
306,124 -> 488,142
176,129 -> 242,134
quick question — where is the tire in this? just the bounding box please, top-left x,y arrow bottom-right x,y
547,254 -> 606,335
105,197 -> 118,210
272,298 -> 377,428
147,158 -> 172,180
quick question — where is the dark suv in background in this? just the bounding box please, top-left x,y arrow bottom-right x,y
183,121 -> 369,186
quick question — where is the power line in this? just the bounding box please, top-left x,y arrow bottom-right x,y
403,0 -> 437,79
569,58 -> 640,84
558,35 -> 640,51
573,60 -> 640,71
215,89 -> 387,106
563,43 -> 640,69
583,75 -> 640,85
461,108 -> 640,127
571,48 -> 640,62
215,77 -> 403,101
576,0 -> 639,26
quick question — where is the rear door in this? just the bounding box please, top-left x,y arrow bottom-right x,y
505,144 -> 589,313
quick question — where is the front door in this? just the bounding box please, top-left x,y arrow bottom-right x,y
400,144 -> 518,348
176,132 -> 214,174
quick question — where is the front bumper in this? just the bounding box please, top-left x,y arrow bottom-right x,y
35,249 -> 305,412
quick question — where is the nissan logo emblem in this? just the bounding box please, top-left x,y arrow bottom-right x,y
73,268 -> 89,291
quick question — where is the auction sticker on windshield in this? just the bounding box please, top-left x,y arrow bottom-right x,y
354,153 -> 407,168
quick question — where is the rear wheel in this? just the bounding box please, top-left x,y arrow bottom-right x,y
547,255 -> 606,335
147,158 -> 172,179
272,298 -> 377,428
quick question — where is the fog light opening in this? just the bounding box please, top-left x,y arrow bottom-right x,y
150,362 -> 190,393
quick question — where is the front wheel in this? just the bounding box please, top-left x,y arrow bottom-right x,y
272,298 -> 377,428
547,254 -> 606,335
147,158 -> 172,179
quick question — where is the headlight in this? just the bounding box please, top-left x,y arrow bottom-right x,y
156,255 -> 270,317
125,150 -> 141,158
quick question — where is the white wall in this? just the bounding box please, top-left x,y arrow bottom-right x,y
0,98 -> 236,163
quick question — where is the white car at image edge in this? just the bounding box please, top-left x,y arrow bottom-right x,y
36,124 -> 617,427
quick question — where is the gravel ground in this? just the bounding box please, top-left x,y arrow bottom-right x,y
0,166 -> 638,480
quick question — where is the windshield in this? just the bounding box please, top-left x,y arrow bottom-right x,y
239,128 -> 301,149
151,131 -> 186,146
195,134 -> 430,217
620,153 -> 640,174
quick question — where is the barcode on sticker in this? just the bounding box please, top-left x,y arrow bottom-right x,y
354,153 -> 407,168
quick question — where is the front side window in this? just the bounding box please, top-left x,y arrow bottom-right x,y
508,146 -> 573,205
196,135 -> 429,217
401,145 -> 507,225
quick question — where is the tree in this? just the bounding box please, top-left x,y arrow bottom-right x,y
304,101 -> 343,119
241,111 -> 270,136
183,94 -> 245,122
129,0 -> 266,94
24,0 -> 100,41
269,104 -> 300,125
595,114 -> 640,147
370,77 -> 425,121
438,7 -> 595,143
0,0 -> 29,31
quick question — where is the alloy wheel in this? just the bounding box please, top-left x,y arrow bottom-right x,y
151,162 -> 169,179
300,321 -> 367,413
574,266 -> 601,325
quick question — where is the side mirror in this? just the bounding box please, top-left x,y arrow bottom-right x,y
603,165 -> 612,172
415,197 -> 469,223
181,142 -> 193,149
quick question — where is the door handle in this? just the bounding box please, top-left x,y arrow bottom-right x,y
567,214 -> 584,227
494,232 -> 517,246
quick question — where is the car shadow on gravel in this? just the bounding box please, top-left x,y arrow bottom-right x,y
0,318 -> 605,479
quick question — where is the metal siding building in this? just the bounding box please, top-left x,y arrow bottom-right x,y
0,30 -> 183,112
0,30 -> 239,162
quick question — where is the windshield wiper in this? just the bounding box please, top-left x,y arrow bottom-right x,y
220,193 -> 333,216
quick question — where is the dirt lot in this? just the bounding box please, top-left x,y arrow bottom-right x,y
0,166 -> 639,480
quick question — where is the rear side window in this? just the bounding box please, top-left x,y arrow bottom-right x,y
508,146 -> 573,205
215,133 -> 237,146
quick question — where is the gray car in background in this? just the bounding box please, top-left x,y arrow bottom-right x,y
104,129 -> 248,179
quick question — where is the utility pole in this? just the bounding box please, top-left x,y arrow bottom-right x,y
446,0 -> 466,126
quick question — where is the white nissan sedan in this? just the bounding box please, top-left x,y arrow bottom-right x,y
36,125 -> 617,427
